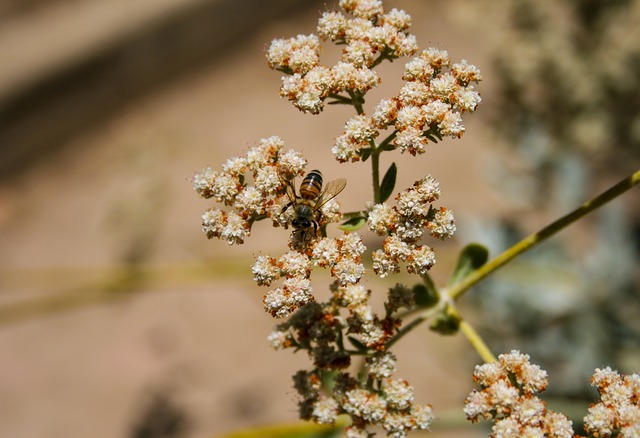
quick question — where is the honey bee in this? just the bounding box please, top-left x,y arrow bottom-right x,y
280,169 -> 347,238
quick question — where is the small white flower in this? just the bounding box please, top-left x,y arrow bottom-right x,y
317,11 -> 347,40
252,255 -> 279,286
312,395 -> 340,424
366,352 -> 397,378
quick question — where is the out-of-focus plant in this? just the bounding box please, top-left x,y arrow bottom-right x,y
193,1 -> 640,436
460,0 -> 640,399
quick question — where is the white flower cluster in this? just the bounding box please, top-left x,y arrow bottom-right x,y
464,350 -> 574,438
293,367 -> 433,438
193,136 -> 307,245
333,48 -> 482,162
369,175 -> 455,278
584,367 -> 640,437
266,0 -> 419,114
254,233 -> 366,319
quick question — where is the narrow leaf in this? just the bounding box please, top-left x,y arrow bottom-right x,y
347,336 -> 369,352
379,162 -> 397,203
448,243 -> 489,287
429,307 -> 461,335
361,148 -> 372,162
339,216 -> 367,231
413,281 -> 439,309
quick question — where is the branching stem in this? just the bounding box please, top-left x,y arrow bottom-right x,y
448,169 -> 640,300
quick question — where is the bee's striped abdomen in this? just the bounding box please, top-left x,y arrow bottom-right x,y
299,170 -> 323,200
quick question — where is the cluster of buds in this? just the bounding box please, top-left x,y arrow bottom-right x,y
335,48 -> 482,162
266,0 -> 418,115
193,136 -> 344,246
293,368 -> 433,438
194,0 -> 483,435
253,232 -> 367,319
267,284 -> 431,438
464,350 -> 574,437
368,175 -> 455,278
583,367 -> 640,437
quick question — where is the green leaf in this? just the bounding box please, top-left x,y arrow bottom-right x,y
379,162 -> 397,203
347,336 -> 369,352
448,243 -> 489,287
360,148 -> 372,162
429,308 -> 461,335
339,216 -> 367,231
413,277 -> 439,308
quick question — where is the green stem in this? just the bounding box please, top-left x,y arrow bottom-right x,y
459,319 -> 497,363
449,169 -> 640,301
385,306 -> 441,349
349,91 -> 365,115
371,148 -> 381,203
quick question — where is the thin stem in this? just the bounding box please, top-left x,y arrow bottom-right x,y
459,319 -> 497,363
449,169 -> 640,301
349,91 -> 365,115
385,306 -> 441,349
371,149 -> 381,203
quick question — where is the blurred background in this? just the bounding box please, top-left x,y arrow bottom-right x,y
0,0 -> 638,437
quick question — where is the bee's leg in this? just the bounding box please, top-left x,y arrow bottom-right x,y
281,201 -> 293,214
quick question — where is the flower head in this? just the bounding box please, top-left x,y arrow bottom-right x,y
464,351 -> 573,437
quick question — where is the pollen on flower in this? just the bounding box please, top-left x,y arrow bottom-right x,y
267,328 -> 294,350
311,395 -> 340,424
234,186 -> 264,213
367,203 -> 398,235
372,248 -> 400,278
317,11 -> 347,40
332,257 -> 365,285
343,388 -> 388,422
267,34 -> 321,74
254,164 -> 281,195
452,59 -> 483,84
252,255 -> 279,286
384,379 -> 414,410
344,114 -> 378,143
209,170 -> 240,204
395,126 -> 428,156
428,207 -> 456,240
406,245 -> 436,275
311,237 -> 341,267
340,0 -> 384,20
403,57 -> 434,82
221,211 -> 250,245
372,98 -> 399,128
430,73 -> 457,99
382,8 -> 412,31
422,47 -> 450,69
332,134 -> 364,163
193,167 -> 215,198
201,207 -> 226,239
464,350 -> 573,437
396,105 -> 426,130
339,232 -> 367,257
584,367 -> 640,437
366,351 -> 397,378
398,81 -> 430,106
438,110 -> 465,138
278,149 -> 307,179
338,283 -> 370,306
343,39 -> 376,67
263,277 -> 314,319
279,251 -> 312,278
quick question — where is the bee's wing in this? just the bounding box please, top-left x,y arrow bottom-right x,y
278,173 -> 298,203
314,178 -> 347,209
